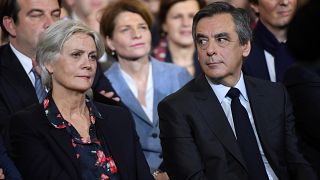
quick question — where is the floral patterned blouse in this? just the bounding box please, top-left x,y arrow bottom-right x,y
43,93 -> 120,180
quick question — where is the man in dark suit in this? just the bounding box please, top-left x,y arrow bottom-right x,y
0,0 -> 119,146
158,2 -> 317,180
242,0 -> 297,82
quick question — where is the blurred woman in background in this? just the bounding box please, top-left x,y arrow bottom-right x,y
152,0 -> 206,77
100,0 -> 192,179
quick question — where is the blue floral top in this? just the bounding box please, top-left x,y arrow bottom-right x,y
43,93 -> 120,180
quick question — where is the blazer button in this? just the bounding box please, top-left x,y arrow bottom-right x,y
152,133 -> 158,138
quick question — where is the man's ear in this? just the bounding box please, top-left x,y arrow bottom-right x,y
242,40 -> 251,58
2,16 -> 17,37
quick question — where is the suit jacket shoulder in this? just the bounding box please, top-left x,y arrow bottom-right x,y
0,44 -> 39,146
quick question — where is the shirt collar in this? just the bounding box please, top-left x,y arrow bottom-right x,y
206,72 -> 249,103
43,91 -> 103,129
10,43 -> 33,74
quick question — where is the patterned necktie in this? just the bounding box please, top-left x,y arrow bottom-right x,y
227,87 -> 269,180
32,68 -> 47,103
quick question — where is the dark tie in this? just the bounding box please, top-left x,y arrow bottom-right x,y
227,88 -> 269,180
32,68 -> 47,103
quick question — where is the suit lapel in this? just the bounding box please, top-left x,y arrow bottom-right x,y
95,114 -> 129,180
33,105 -> 80,178
107,63 -> 152,126
49,127 -> 81,176
151,59 -> 168,127
0,44 -> 38,110
193,75 -> 248,171
244,77 -> 280,173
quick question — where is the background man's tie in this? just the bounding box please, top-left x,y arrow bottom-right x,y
32,68 -> 47,103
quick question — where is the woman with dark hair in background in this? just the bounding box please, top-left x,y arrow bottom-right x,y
152,0 -> 206,77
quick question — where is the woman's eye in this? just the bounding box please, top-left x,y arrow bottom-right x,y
71,52 -> 81,58
89,54 -> 97,61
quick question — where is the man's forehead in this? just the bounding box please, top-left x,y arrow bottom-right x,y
18,0 -> 60,10
196,14 -> 234,34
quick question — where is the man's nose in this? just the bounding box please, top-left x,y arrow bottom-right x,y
206,40 -> 217,56
43,15 -> 55,29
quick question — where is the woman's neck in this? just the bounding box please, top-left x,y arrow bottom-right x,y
51,86 -> 87,120
167,40 -> 195,76
118,56 -> 150,81
167,40 -> 195,65
52,86 -> 91,139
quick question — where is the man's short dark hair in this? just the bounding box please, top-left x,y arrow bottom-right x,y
0,0 -> 62,38
192,1 -> 252,46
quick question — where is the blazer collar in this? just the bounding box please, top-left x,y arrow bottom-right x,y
193,74 -> 248,171
94,110 -> 129,180
32,105 -> 80,179
107,60 -> 157,126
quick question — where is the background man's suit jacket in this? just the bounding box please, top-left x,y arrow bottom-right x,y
284,64 -> 320,176
0,44 -> 119,146
105,58 -> 192,172
9,102 -> 153,180
242,34 -> 271,81
158,74 -> 317,180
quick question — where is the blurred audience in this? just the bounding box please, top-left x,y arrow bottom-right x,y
205,0 -> 257,28
140,0 -> 161,47
152,0 -> 205,77
242,0 -> 297,82
10,19 -> 153,180
100,0 -> 192,179
141,0 -> 160,17
206,0 -> 248,8
64,0 -> 112,32
284,0 -> 320,176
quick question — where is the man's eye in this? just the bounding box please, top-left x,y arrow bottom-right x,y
29,13 -> 43,18
52,12 -> 61,19
216,38 -> 229,47
197,39 -> 208,47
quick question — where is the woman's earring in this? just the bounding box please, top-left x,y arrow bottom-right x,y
111,50 -> 116,56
